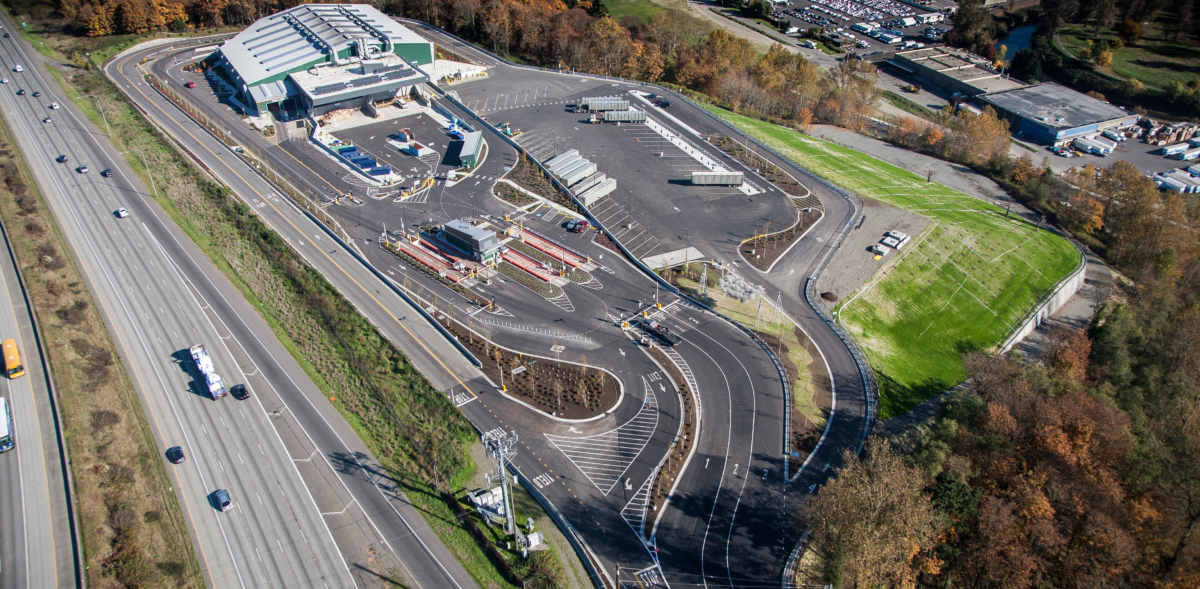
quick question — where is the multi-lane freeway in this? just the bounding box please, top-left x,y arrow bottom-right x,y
0,158 -> 79,587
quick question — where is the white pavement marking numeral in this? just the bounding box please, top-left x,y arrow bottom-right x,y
532,473 -> 554,489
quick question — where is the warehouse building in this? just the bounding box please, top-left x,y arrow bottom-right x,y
214,4 -> 433,116
978,83 -> 1140,146
892,46 -> 1025,96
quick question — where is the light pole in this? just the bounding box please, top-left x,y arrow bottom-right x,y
121,150 -> 159,198
78,95 -> 111,137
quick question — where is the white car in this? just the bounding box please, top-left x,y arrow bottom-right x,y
115,208 -> 129,218
49,102 -> 59,110
13,65 -> 22,72
0,78 -> 7,84
42,117 -> 49,123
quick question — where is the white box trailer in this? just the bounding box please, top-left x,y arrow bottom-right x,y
603,109 -> 646,123
1179,147 -> 1200,161
188,344 -> 227,399
577,178 -> 617,207
1162,142 -> 1191,156
900,17 -> 918,26
1188,164 -> 1200,175
1074,137 -> 1112,156
852,22 -> 876,33
580,96 -> 630,111
691,171 -> 745,186
560,161 -> 598,186
1091,136 -> 1119,151
1158,175 -> 1188,192
917,13 -> 944,23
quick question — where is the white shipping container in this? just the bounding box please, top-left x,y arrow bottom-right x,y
547,153 -> 583,174
561,161 -> 599,186
1091,136 -> 1119,151
691,171 -> 745,185
572,172 -> 607,195
1187,164 -> 1200,175
1178,147 -> 1200,161
578,178 -> 617,207
1074,138 -> 1112,155
1159,176 -> 1188,192
543,149 -> 578,168
604,109 -> 647,122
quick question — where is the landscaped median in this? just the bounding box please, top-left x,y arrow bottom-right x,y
703,107 -> 1082,419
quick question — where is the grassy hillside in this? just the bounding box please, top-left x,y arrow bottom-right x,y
704,107 -> 1081,418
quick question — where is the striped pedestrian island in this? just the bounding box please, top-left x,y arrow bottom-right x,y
545,377 -> 660,495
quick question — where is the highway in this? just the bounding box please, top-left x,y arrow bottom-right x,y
0,18 -> 372,589
0,164 -> 79,586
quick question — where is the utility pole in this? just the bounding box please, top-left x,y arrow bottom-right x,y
754,298 -> 763,330
482,429 -> 521,538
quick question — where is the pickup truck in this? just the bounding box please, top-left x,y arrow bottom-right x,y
637,319 -> 681,346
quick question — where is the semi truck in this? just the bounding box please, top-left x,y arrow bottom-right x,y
189,344 -> 227,399
637,319 -> 681,347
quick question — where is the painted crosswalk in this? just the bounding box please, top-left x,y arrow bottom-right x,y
545,377 -> 660,495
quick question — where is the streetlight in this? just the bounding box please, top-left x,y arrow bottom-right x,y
121,149 -> 159,198
78,95 -> 110,137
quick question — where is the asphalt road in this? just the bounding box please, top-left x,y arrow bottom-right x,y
117,20 -> 873,589
0,156 -> 79,587
0,20 -> 373,588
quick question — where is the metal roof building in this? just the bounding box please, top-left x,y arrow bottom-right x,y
459,131 -> 483,167
214,4 -> 433,115
978,83 -> 1140,145
892,47 -> 1025,96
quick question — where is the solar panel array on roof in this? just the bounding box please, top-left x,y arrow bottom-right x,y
373,63 -> 412,76
350,75 -> 382,88
314,83 -> 347,95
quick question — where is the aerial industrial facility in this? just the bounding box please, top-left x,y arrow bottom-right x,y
213,3 -> 434,116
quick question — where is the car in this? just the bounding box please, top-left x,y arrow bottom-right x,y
101,168 -> 112,177
2,33 -> 8,38
31,91 -> 39,97
115,207 -> 129,218
0,78 -> 7,84
77,165 -> 88,174
13,65 -> 21,72
165,446 -> 185,464
574,219 -> 589,233
15,88 -> 23,95
49,102 -> 59,110
42,117 -> 50,123
565,219 -> 577,231
230,384 -> 250,400
55,155 -> 67,163
212,489 -> 233,512
184,81 -> 196,88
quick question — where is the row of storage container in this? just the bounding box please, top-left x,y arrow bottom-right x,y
691,171 -> 745,186
603,109 -> 646,123
579,96 -> 629,112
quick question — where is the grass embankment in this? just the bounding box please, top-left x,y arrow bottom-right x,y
0,109 -> 201,586
1058,23 -> 1200,89
57,57 -> 568,588
705,107 -> 1082,419
668,267 -> 826,430
881,90 -> 939,122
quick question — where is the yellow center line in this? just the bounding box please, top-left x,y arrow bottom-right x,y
117,55 -> 478,403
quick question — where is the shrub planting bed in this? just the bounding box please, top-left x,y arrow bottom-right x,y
508,240 -> 592,283
445,320 -> 620,419
497,262 -> 564,299
740,208 -> 823,271
644,345 -> 697,532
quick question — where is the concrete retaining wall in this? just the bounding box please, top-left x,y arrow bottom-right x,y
999,244 -> 1087,353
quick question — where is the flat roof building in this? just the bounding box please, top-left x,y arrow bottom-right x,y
443,220 -> 501,262
214,4 -> 432,116
978,83 -> 1140,145
893,46 -> 1025,96
460,131 -> 483,167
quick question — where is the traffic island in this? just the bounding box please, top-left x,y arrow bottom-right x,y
441,321 -> 621,419
740,207 -> 824,271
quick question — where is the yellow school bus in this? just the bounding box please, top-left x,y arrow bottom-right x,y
3,339 -> 24,378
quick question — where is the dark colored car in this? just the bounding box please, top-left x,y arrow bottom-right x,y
230,384 -> 250,400
101,169 -> 113,177
212,489 -> 233,512
31,91 -> 39,97
15,88 -> 23,95
2,33 -> 8,38
166,446 -> 186,464
184,81 -> 196,88
55,155 -> 67,163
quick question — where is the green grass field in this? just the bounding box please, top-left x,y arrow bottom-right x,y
1059,24 -> 1200,89
704,107 -> 1082,418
